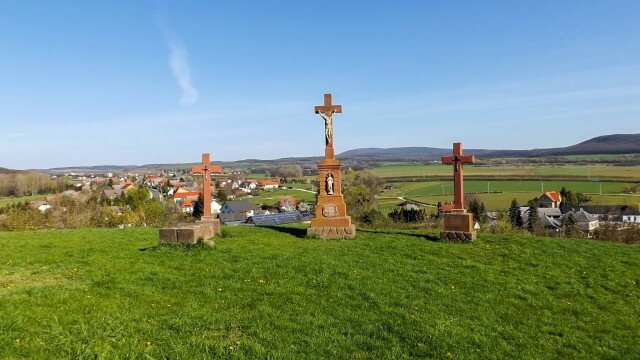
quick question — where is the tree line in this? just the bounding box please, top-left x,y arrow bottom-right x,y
0,172 -> 66,197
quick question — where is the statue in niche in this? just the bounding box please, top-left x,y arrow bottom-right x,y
325,173 -> 334,195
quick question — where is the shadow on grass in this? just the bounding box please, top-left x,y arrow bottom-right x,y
139,242 -> 215,252
260,225 -> 308,238
358,228 -> 440,242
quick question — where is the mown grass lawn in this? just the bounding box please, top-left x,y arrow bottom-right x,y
1,227 -> 639,359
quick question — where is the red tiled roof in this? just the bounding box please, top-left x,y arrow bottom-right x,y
277,196 -> 299,207
544,191 -> 561,202
259,180 -> 279,186
172,191 -> 201,199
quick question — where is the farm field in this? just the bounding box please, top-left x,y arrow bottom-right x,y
242,188 -> 316,207
376,180 -> 640,212
1,227 -> 639,358
370,163 -> 640,180
384,180 -> 636,197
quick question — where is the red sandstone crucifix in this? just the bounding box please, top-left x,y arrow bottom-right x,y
441,143 -> 475,210
191,153 -> 222,220
314,93 -> 342,159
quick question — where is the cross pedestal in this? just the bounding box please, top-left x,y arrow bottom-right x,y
159,153 -> 222,245
307,94 -> 356,240
440,143 -> 476,243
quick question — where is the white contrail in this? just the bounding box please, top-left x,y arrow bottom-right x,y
159,25 -> 199,106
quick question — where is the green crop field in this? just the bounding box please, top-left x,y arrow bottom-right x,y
385,180 -> 635,197
370,164 -> 640,180
377,180 -> 640,211
1,227 -> 639,358
243,188 -> 316,207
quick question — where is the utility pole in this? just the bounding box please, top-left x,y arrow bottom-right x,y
541,181 -> 544,193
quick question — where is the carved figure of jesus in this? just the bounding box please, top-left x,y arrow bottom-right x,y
325,173 -> 334,195
319,110 -> 334,146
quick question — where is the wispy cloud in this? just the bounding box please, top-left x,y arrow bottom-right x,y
157,20 -> 199,106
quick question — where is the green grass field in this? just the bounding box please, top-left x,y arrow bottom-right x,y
385,180 -> 635,197
370,164 -> 640,180
0,195 -> 46,208
378,180 -> 640,211
244,188 -> 316,206
1,227 -> 639,358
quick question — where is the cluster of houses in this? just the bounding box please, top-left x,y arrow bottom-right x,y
222,178 -> 281,193
159,176 -> 310,225
518,191 -> 640,236
435,190 -> 640,236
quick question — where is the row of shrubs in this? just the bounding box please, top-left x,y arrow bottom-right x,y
0,189 -> 189,231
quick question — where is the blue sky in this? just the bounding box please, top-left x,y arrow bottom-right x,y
1,1 -> 639,169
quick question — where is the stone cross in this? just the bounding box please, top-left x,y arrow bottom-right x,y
441,143 -> 475,210
314,93 -> 342,159
191,153 -> 222,220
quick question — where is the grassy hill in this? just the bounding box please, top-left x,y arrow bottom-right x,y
1,227 -> 639,358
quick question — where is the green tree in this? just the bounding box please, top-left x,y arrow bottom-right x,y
192,194 -> 204,219
216,188 -> 228,202
344,184 -> 375,222
126,187 -> 150,211
562,212 -> 579,238
508,199 -> 523,228
467,197 -> 486,224
527,201 -> 540,233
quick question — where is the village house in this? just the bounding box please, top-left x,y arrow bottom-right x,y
100,189 -> 124,202
622,207 -> 640,224
210,199 -> 222,215
219,201 -> 254,224
259,179 -> 279,190
398,200 -> 420,211
563,208 -> 599,233
275,196 -> 300,212
145,176 -> 166,187
238,179 -> 258,193
538,191 -> 562,208
560,205 -> 640,224
520,207 -> 562,234
181,199 -> 194,214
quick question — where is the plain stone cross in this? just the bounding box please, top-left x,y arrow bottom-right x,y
191,153 -> 222,220
441,143 -> 475,210
314,93 -> 342,158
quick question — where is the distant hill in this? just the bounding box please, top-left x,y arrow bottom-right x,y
37,133 -> 640,172
337,134 -> 640,161
337,147 -> 499,160
0,167 -> 19,174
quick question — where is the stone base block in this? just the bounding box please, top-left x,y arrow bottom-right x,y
307,225 -> 356,240
439,230 -> 477,243
442,212 -> 474,232
159,219 -> 221,245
